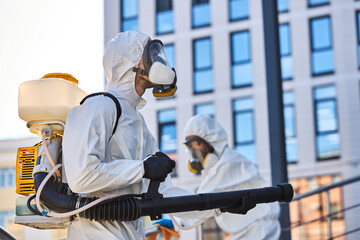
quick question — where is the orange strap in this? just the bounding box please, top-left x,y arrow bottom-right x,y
146,224 -> 180,240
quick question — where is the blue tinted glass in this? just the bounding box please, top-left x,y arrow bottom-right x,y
235,112 -> 254,143
235,144 -> 256,163
8,168 -> 15,187
122,0 -> 138,18
194,70 -> 213,92
233,97 -> 253,111
122,19 -> 138,32
281,56 -> 293,80
308,0 -> 330,6
164,45 -> 175,67
314,85 -> 336,99
286,138 -> 297,162
358,45 -> 360,68
192,3 -> 211,27
278,0 -> 289,12
316,100 -> 337,132
232,63 -> 252,86
279,24 -> 291,55
232,32 -> 250,62
0,171 -> 4,188
311,18 -> 332,49
229,0 -> 249,20
195,38 -> 212,69
358,12 -> 360,41
312,50 -> 334,74
158,109 -> 176,123
157,10 -> 174,34
284,105 -> 295,137
283,91 -> 294,104
316,133 -> 340,159
195,103 -> 215,116
160,124 -> 177,153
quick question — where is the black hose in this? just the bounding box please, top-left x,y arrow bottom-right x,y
33,171 -> 293,222
27,194 -> 42,216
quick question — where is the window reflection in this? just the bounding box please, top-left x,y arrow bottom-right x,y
193,38 -> 213,93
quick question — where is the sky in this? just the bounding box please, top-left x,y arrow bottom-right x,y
0,0 -> 104,140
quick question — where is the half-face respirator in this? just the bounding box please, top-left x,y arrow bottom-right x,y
184,136 -> 215,174
133,39 -> 177,98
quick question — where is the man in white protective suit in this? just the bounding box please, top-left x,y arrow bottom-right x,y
183,114 -> 281,240
62,31 -> 255,240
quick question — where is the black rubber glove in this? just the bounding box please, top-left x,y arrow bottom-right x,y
220,192 -> 257,215
143,152 -> 176,182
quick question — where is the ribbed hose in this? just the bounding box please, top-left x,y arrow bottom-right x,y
33,172 -> 142,221
79,197 -> 141,221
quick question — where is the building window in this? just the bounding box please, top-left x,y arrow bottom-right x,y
158,109 -> 177,176
0,211 -> 13,228
308,0 -> 330,7
156,0 -> 174,35
314,85 -> 340,160
231,31 -> 252,88
229,0 -> 249,21
233,97 -> 256,162
279,24 -> 293,80
194,102 -> 215,117
310,16 -> 334,76
278,0 -> 289,13
356,11 -> 360,69
283,91 -> 297,163
121,0 -> 138,31
0,167 -> 16,188
164,44 -> 175,68
192,0 -> 211,28
193,38 -> 213,94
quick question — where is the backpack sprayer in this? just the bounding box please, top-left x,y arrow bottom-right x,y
15,73 -> 294,230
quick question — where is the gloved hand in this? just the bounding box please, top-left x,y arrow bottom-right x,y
220,192 -> 257,215
143,152 -> 176,182
152,218 -> 174,229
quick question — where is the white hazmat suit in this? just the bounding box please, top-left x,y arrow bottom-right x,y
62,31 -> 205,239
184,114 -> 281,240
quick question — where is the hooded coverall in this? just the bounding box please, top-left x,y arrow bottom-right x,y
184,114 -> 281,240
62,31 -> 203,239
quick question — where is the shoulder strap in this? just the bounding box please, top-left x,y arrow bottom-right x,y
80,92 -> 122,136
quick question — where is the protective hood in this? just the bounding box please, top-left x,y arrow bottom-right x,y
103,31 -> 150,106
184,114 -> 227,156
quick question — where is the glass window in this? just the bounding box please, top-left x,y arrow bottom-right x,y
158,109 -> 177,176
194,102 -> 215,117
314,85 -> 340,159
0,167 -> 16,188
164,44 -> 175,68
121,0 -> 138,31
279,24 -> 293,80
229,0 -> 249,21
231,31 -> 252,87
192,0 -> 211,28
310,17 -> 334,75
283,91 -> 297,162
233,97 -> 256,162
193,38 -> 213,93
278,0 -> 289,13
156,0 -> 174,35
308,0 -> 330,7
357,11 -> 360,69
0,211 -> 13,228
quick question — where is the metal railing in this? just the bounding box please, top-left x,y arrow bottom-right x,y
284,175 -> 360,240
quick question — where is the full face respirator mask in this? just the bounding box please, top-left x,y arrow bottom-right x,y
133,39 -> 177,98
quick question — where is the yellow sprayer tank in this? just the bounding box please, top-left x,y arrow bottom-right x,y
18,73 -> 87,135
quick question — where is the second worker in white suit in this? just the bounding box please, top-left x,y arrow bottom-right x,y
183,114 -> 281,240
